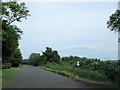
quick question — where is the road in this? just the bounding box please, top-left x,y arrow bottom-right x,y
7,65 -> 101,88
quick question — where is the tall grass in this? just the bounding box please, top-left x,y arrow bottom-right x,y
40,62 -> 109,83
73,69 -> 109,82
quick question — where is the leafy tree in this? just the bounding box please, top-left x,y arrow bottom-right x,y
42,47 -> 60,63
107,9 -> 120,32
2,1 -> 30,25
28,47 -> 61,66
11,49 -> 22,67
2,1 -> 30,66
28,53 -> 41,66
2,20 -> 22,63
107,9 -> 120,65
37,56 -> 47,65
22,59 -> 29,65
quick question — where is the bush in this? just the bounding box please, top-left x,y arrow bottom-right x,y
11,63 -> 19,67
22,60 -> 29,65
29,54 -> 47,66
11,59 -> 20,67
2,63 -> 11,69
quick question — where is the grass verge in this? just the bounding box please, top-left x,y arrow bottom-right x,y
2,65 -> 25,88
37,63 -> 117,88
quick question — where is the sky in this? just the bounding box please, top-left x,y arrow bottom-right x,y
14,2 -> 119,60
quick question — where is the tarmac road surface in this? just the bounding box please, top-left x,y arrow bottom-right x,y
7,65 -> 102,88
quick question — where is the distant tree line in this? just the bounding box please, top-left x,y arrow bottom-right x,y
2,1 -> 30,68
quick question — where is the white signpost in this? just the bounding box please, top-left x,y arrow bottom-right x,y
118,1 -> 120,60
76,61 -> 80,67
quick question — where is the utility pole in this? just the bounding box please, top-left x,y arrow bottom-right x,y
118,1 -> 120,61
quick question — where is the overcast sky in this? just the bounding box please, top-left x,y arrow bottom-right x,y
15,2 -> 118,60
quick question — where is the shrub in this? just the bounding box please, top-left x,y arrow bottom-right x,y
2,63 -> 11,69
22,60 -> 29,65
11,59 -> 20,67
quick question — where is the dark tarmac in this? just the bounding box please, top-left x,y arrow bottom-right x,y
7,65 -> 101,88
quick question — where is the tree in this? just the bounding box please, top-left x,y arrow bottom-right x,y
107,9 -> 120,66
28,53 -> 41,66
2,1 -> 30,25
42,47 -> 60,63
28,47 -> 60,66
107,9 -> 120,32
22,59 -> 29,65
11,49 -> 22,67
2,1 -> 30,66
2,20 -> 22,63
28,53 -> 47,66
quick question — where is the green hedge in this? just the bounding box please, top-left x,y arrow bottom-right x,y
2,63 -> 11,69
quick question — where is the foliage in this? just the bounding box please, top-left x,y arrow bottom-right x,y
2,1 -> 30,25
106,9 -> 120,87
38,62 -> 109,86
38,56 -> 47,65
38,56 -> 120,88
107,9 -> 120,32
22,59 -> 29,65
28,46 -> 120,87
28,45 -> 120,87
61,56 -> 80,61
42,47 -> 60,63
29,53 -> 41,66
2,21 -> 22,64
2,1 -> 30,67
11,49 -> 22,67
2,63 -> 11,69
29,47 -> 60,66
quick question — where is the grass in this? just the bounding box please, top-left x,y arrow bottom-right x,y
37,62 -> 117,88
2,65 -> 25,88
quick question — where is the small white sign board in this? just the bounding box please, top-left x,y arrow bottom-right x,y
76,61 -> 80,67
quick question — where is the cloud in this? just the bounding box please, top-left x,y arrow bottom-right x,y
58,46 -> 117,60
17,2 -> 117,60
